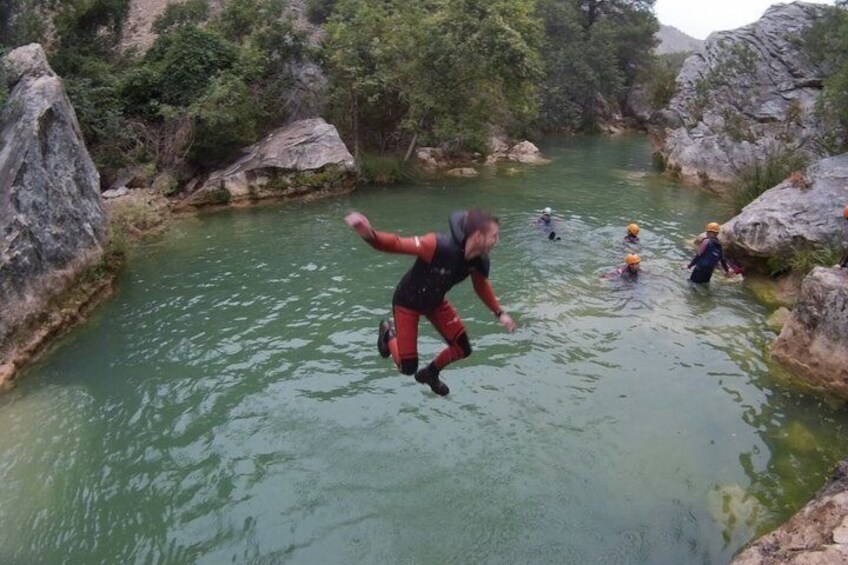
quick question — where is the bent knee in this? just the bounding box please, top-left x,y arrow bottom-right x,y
399,358 -> 419,375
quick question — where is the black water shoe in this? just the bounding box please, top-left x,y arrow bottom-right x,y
415,364 -> 450,396
377,319 -> 394,358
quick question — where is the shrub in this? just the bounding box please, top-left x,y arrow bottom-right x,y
123,27 -> 238,114
187,73 -> 259,168
306,0 -> 339,24
359,153 -> 419,185
646,52 -> 688,110
214,0 -> 285,43
766,246 -> 842,276
152,0 -> 210,34
731,150 -> 809,213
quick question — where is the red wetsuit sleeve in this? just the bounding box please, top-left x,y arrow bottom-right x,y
366,231 -> 437,262
471,270 -> 502,315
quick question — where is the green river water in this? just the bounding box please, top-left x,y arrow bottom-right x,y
2,136 -> 847,564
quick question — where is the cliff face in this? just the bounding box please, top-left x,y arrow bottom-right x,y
0,44 -> 107,356
659,2 -> 829,184
721,153 -> 848,262
770,267 -> 848,398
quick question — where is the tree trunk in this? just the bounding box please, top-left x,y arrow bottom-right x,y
403,132 -> 418,163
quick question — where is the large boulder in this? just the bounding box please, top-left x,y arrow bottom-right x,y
770,267 -> 848,397
0,44 -> 106,354
731,460 -> 848,564
183,118 -> 356,207
722,153 -> 848,261
659,2 -> 829,184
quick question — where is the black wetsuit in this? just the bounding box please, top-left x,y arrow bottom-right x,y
689,237 -> 728,283
392,212 -> 490,313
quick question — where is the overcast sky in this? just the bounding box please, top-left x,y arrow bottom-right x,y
654,0 -> 837,40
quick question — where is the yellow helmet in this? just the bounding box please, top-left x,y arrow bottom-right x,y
706,222 -> 721,233
627,223 -> 640,236
626,253 -> 641,265
843,205 -> 848,219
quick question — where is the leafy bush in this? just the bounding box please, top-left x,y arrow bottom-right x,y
187,73 -> 259,168
0,0 -> 46,49
152,0 -> 210,34
803,2 -> 848,153
214,0 -> 284,43
306,0 -> 339,24
124,27 -> 238,112
646,52 -> 688,110
767,246 -> 842,276
731,150 -> 809,213
359,153 -> 420,185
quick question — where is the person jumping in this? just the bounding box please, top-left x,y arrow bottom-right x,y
345,209 -> 516,396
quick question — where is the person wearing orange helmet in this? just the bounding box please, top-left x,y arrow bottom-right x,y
624,223 -> 640,244
683,222 -> 731,283
602,253 -> 641,280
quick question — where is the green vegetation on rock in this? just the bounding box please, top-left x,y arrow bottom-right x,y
731,149 -> 809,213
803,1 -> 848,153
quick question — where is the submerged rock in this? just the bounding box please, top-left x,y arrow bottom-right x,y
707,483 -> 765,549
659,3 -> 829,184
731,460 -> 848,564
183,118 -> 356,208
766,307 -> 791,333
771,267 -> 848,398
0,44 -> 106,359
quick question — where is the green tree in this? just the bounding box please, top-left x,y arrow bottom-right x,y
537,0 -> 657,131
804,1 -> 848,153
0,0 -> 47,49
152,0 -> 210,34
324,0 -> 541,155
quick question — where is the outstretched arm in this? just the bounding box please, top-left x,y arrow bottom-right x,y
345,212 -> 436,262
471,271 -> 515,332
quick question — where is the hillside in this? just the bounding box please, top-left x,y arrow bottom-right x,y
656,24 -> 703,54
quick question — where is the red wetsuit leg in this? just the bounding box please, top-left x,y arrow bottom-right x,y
392,304 -> 420,374
426,300 -> 469,371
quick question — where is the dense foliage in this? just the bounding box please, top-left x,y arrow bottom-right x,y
1,0 -> 661,177
804,0 -> 848,154
1,0 -> 307,181
323,0 -> 541,156
323,0 -> 657,154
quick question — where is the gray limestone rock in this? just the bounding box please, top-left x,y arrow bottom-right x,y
0,44 -> 106,352
732,460 -> 848,564
185,118 -> 355,207
770,267 -> 848,398
722,153 -> 848,260
660,2 -> 830,183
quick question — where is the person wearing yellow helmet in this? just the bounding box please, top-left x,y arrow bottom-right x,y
683,222 -> 732,283
625,223 -> 640,244
601,253 -> 641,280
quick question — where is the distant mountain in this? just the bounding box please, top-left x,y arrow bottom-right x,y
656,25 -> 704,55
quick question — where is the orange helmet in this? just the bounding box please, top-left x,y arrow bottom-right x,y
706,222 -> 721,233
626,253 -> 641,265
627,223 -> 640,236
843,205 -> 848,219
